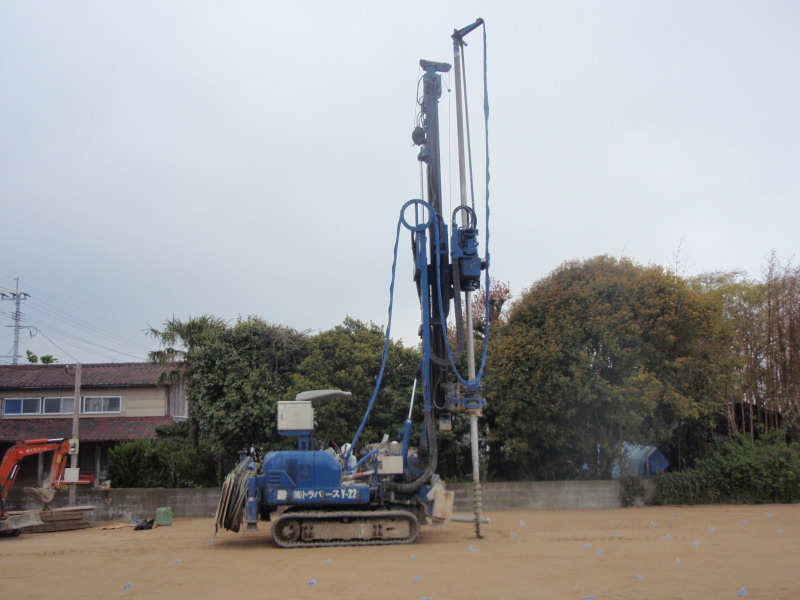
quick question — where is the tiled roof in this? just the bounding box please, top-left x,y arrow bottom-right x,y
0,362 -> 185,390
0,416 -> 177,443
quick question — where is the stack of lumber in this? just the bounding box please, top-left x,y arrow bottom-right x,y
27,506 -> 95,533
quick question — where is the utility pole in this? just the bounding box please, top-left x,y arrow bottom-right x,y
1,278 -> 31,364
69,363 -> 81,506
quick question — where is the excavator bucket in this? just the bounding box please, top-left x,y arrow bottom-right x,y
25,486 -> 57,507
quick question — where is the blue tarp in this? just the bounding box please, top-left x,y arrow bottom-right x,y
612,443 -> 669,479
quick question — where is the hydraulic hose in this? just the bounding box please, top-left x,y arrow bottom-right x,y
386,410 -> 437,493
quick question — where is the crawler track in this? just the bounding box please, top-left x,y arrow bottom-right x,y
271,509 -> 420,548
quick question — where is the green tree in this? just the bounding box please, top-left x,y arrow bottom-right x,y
288,317 -> 420,455
187,316 -> 308,468
486,256 -> 735,480
25,350 -> 57,364
147,314 -> 229,453
146,314 -> 228,364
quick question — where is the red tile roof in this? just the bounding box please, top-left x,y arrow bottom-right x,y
0,417 -> 177,443
0,362 -> 185,390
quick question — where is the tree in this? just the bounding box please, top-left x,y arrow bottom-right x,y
147,314 -> 229,449
692,256 -> 800,440
25,350 -> 57,364
146,314 -> 228,364
288,317 -> 420,456
471,279 -> 512,337
486,256 -> 735,480
690,271 -> 765,438
187,316 -> 308,468
762,253 -> 800,436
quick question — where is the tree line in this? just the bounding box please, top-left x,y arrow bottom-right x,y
108,253 -> 800,489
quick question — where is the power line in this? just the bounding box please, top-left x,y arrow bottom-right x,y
0,276 -> 153,363
35,329 -> 79,363
12,310 -> 147,361
26,297 -> 152,353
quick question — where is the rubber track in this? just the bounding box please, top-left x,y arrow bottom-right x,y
271,510 -> 420,548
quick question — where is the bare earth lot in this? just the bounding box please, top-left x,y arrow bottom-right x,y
1,504 -> 798,600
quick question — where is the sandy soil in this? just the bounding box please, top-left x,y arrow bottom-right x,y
1,504 -> 797,600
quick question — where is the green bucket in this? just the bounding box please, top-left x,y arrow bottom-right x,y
155,506 -> 173,526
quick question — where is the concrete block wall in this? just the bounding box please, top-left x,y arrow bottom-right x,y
7,480 -> 652,522
7,488 -> 221,522
448,480 -> 625,512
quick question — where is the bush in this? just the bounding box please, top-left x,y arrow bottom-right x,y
652,432 -> 800,505
108,438 -> 218,488
652,470 -> 718,505
619,474 -> 646,507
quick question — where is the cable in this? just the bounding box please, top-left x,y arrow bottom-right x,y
34,329 -> 79,363
15,310 -> 146,361
27,297 -> 151,353
0,276 -> 153,358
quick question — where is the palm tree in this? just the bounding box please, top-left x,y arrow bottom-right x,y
146,314 -> 227,364
146,314 -> 228,448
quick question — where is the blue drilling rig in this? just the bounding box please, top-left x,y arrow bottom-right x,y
215,18 -> 491,547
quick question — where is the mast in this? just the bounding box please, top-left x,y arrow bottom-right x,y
452,17 -> 485,539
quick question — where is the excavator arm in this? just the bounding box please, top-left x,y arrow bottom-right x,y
0,438 -> 71,518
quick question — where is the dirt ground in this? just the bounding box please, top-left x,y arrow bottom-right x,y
1,504 -> 798,600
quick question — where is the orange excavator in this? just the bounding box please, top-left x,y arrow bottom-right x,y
0,438 -> 71,535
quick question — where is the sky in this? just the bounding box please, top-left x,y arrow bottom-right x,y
2,1 -> 798,364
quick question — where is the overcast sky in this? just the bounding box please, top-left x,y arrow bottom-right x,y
2,1 -> 798,364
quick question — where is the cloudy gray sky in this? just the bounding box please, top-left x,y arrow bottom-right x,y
2,1 -> 798,364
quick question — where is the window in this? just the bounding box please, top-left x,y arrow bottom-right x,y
3,395 -> 122,415
2,397 -> 42,415
43,397 -> 75,414
81,396 -> 121,414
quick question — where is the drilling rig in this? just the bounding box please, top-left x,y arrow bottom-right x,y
215,18 -> 491,547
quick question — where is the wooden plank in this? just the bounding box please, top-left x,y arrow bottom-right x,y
23,506 -> 96,534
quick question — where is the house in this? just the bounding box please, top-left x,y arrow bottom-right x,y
0,362 -> 186,487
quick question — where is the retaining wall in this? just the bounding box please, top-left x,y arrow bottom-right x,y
7,480 -> 648,523
6,488 -> 220,522
448,480 -> 632,511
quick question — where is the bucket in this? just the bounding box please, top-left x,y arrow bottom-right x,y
155,506 -> 173,526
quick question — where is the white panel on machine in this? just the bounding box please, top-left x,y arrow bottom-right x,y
378,455 -> 404,475
277,401 -> 314,432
